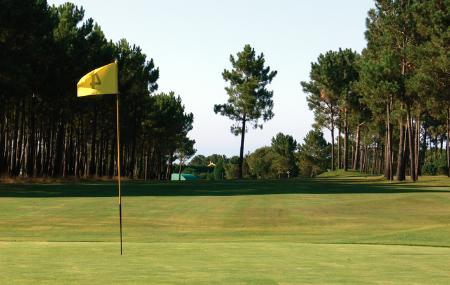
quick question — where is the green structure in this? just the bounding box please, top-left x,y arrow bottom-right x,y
171,173 -> 198,181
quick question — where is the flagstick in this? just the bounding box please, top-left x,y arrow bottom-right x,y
116,93 -> 123,255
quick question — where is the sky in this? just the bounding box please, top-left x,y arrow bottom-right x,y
49,0 -> 375,157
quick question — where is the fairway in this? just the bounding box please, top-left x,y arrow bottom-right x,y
1,176 -> 450,284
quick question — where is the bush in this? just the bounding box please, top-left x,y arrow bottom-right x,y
224,162 -> 239,179
213,161 -> 225,180
206,173 -> 215,180
296,129 -> 330,177
246,147 -> 276,179
422,154 -> 448,176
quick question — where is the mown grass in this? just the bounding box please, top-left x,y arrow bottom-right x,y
0,175 -> 449,284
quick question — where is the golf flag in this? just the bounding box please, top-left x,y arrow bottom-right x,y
77,62 -> 118,97
77,61 -> 123,255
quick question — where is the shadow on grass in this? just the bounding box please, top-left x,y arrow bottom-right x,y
0,178 -> 449,198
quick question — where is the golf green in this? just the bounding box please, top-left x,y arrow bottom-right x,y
1,175 -> 449,284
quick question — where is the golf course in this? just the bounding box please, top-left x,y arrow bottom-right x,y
1,0 -> 450,284
1,174 -> 449,284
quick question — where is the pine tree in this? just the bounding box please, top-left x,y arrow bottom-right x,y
214,44 -> 277,179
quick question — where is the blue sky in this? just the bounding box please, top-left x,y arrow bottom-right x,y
50,0 -> 374,156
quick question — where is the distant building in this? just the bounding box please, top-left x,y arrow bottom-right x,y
171,173 -> 198,181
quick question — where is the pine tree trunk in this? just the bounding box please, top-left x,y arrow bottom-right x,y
89,107 -> 98,176
331,119 -> 335,171
360,146 -> 364,173
434,135 -> 438,160
414,115 -> 420,179
6,119 -> 11,175
388,102 -> 393,180
16,100 -> 25,176
397,116 -> 406,181
166,152 -> 173,180
109,134 -> 116,178
0,106 -> 5,174
403,121 -> 408,176
52,113 -> 65,177
10,103 -> 19,176
37,122 -> 44,176
238,114 -> 247,179
27,98 -> 35,177
406,106 -> 416,181
74,125 -> 80,177
420,124 -> 427,177
344,108 -> 349,171
353,123 -> 361,170
351,144 -> 355,169
337,125 -> 341,169
144,153 -> 148,181
62,126 -> 68,178
360,146 -> 366,173
384,100 -> 393,180
373,147 -> 378,174
178,158 -> 183,181
447,107 -> 450,177
98,129 -> 105,176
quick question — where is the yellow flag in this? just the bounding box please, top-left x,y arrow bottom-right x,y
77,62 -> 118,97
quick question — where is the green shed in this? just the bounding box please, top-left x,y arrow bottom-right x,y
171,173 -> 198,181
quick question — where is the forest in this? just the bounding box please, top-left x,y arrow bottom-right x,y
0,1 -> 194,179
205,0 -> 449,181
300,0 -> 449,181
0,0 -> 449,181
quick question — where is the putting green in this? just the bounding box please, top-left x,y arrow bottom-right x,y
0,175 -> 449,284
1,242 -> 449,284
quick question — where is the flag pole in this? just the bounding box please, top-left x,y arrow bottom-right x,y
116,92 -> 123,255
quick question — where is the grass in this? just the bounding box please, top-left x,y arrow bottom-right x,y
318,169 -> 380,178
0,175 -> 449,284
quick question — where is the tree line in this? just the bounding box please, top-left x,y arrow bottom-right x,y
185,130 -> 329,180
0,1 -> 195,179
302,0 -> 449,180
1,0 -> 448,181
211,0 -> 448,180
